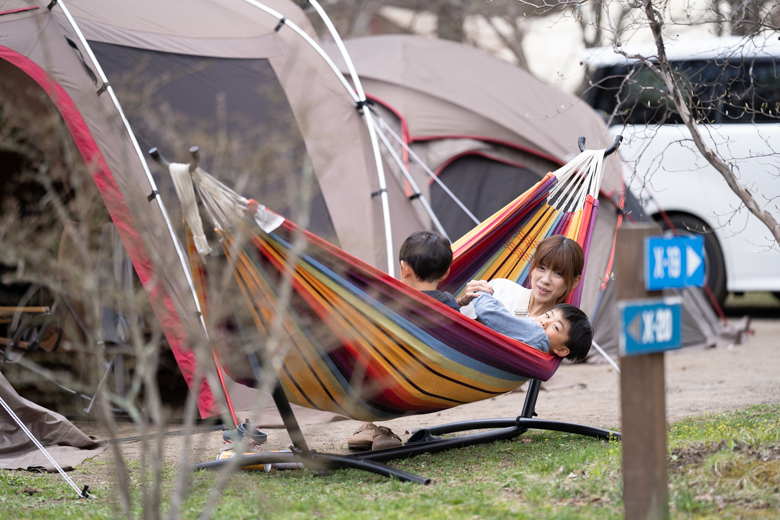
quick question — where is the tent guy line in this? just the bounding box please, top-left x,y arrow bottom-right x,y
0,394 -> 88,498
371,117 -> 449,236
375,115 -> 481,227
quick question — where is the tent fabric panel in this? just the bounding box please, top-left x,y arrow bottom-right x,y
89,43 -> 338,243
431,154 -> 540,241
358,78 -> 541,152
63,0 -> 315,42
0,17 -> 219,416
0,371 -> 107,471
73,17 -> 285,60
268,36 -> 411,267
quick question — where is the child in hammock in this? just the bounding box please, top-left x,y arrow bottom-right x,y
473,292 -> 593,361
398,231 -> 460,311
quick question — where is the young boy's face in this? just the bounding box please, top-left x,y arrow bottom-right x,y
534,309 -> 571,358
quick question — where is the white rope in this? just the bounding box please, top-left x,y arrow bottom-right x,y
378,117 -> 480,225
548,149 -> 607,214
169,163 -> 211,255
181,166 -> 284,234
591,340 -> 621,373
370,118 -> 448,237
0,395 -> 85,498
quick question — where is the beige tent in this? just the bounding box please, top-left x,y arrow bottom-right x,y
0,0 -> 396,418
325,35 -> 621,318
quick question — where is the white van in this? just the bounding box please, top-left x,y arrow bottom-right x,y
583,37 -> 780,305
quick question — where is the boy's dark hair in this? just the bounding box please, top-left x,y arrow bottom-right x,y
399,231 -> 453,283
553,303 -> 593,362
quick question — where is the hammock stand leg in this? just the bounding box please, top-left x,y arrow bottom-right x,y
347,380 -> 621,464
192,383 -> 431,484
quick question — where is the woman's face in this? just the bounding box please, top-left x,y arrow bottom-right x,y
530,263 -> 568,305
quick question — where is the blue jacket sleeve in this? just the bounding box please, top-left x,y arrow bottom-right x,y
473,293 -> 550,353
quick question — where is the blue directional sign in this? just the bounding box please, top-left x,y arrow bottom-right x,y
618,297 -> 683,357
645,236 -> 705,290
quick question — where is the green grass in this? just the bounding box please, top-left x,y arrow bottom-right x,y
2,405 -> 778,519
724,291 -> 780,309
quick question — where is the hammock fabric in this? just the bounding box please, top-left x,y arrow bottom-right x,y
175,149 -> 607,422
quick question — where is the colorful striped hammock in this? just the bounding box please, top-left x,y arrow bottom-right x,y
172,149 -> 607,422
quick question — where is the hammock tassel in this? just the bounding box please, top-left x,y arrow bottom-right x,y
169,162 -> 211,255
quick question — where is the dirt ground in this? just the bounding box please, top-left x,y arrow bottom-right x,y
76,317 -> 780,467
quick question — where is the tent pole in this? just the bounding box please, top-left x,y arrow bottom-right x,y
376,116 -> 481,226
371,118 -> 448,237
305,0 -> 395,275
239,0 -> 396,275
51,1 -> 235,426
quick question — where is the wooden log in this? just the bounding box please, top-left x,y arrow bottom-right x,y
0,306 -> 50,316
0,336 -> 30,349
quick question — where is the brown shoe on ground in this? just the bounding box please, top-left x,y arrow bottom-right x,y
372,426 -> 402,451
347,423 -> 378,450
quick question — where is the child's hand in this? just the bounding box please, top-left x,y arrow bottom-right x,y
456,280 -> 493,306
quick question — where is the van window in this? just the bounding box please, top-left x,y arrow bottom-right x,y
721,59 -> 780,123
588,60 -> 728,125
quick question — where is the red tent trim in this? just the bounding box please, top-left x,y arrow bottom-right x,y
0,7 -> 39,16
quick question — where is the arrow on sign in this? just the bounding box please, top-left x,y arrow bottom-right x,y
686,243 -> 702,278
627,313 -> 642,344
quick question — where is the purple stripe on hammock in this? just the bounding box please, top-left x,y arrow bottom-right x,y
569,199 -> 599,308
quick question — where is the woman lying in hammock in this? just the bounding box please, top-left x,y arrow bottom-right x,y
398,232 -> 591,361
457,234 -> 592,362
458,235 -> 584,319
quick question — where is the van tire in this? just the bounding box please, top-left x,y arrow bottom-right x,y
655,213 -> 728,307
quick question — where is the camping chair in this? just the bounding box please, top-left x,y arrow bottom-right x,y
152,139 -> 622,483
0,223 -> 136,415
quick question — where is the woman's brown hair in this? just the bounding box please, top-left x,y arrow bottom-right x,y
529,235 -> 584,303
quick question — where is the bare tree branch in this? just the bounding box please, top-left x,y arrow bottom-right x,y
641,0 -> 780,245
